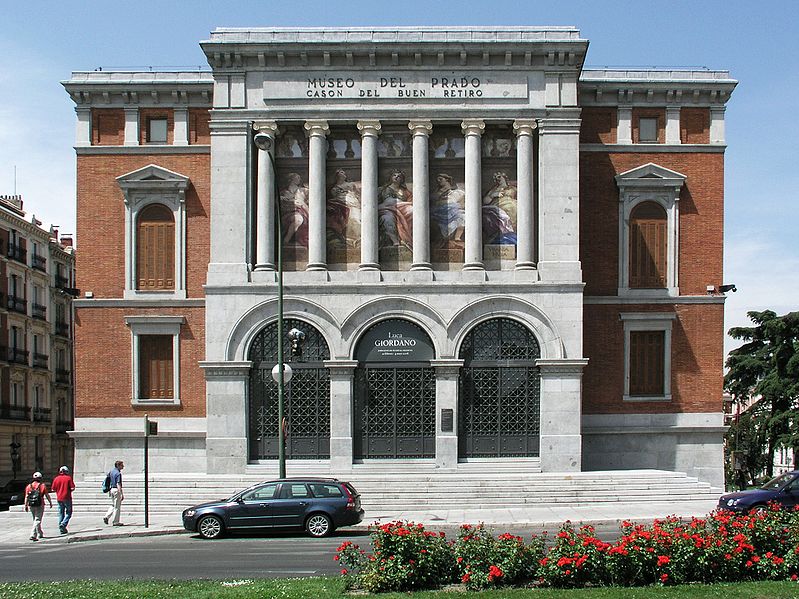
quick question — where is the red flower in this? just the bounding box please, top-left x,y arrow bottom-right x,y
340,568 -> 348,575
456,557 -> 463,563
461,573 -> 470,583
657,555 -> 670,567
660,573 -> 669,582
333,555 -> 339,561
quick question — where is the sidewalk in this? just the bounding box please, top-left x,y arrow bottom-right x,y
0,498 -> 719,545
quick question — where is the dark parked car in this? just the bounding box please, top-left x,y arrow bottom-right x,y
182,478 -> 364,539
718,471 -> 799,512
0,479 -> 28,511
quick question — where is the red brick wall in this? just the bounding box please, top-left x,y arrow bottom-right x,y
580,152 -> 724,296
92,109 -> 124,145
580,107 -> 617,144
189,109 -> 211,145
681,108 -> 710,144
583,303 -> 724,414
75,153 -> 210,298
74,306 -> 206,417
632,108 -> 665,144
138,108 -> 174,145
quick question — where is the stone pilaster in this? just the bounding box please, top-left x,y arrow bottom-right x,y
173,108 -> 189,146
201,361 -> 252,474
325,360 -> 359,473
617,106 -> 633,144
710,106 -> 726,144
665,107 -> 681,144
124,108 -> 139,146
305,120 -> 330,271
536,359 -> 588,472
462,119 -> 485,271
357,120 -> 381,271
75,107 -> 91,147
432,359 -> 463,470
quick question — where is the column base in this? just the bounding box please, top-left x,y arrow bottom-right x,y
253,263 -> 276,271
462,262 -> 485,271
514,261 -> 537,270
410,262 -> 432,271
306,262 -> 329,272
359,263 -> 380,271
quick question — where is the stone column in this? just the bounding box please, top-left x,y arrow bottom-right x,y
325,360 -> 358,473
409,120 -> 433,271
537,118 -> 582,282
462,119 -> 485,270
75,107 -> 91,147
254,121 -> 279,271
536,359 -> 588,472
357,120 -> 381,271
514,120 -> 537,270
665,107 -> 681,144
617,106 -> 633,144
305,120 -> 330,271
432,359 -> 463,470
200,361 -> 252,474
174,108 -> 190,146
123,108 -> 139,146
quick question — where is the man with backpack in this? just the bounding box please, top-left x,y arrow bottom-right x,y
24,471 -> 53,542
51,466 -> 76,534
103,460 -> 124,526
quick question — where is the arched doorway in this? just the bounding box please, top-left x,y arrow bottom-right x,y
459,317 -> 541,458
354,319 -> 436,459
248,319 -> 331,460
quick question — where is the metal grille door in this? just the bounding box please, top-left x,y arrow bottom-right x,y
459,318 -> 541,458
248,319 -> 331,460
354,367 -> 435,458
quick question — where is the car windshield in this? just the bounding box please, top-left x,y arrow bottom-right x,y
760,472 -> 798,490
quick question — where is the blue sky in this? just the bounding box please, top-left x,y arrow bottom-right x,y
1,0 -> 796,356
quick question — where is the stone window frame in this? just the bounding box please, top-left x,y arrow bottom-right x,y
616,163 -> 686,298
147,117 -> 169,144
621,312 -> 676,402
117,164 -> 189,300
124,315 -> 185,406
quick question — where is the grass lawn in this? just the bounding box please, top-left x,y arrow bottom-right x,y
0,578 -> 798,598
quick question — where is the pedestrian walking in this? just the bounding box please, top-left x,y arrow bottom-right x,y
51,466 -> 76,534
103,460 -> 125,526
24,471 -> 53,542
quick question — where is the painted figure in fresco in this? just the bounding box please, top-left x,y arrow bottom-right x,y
327,169 -> 361,249
279,172 -> 310,247
481,171 -> 517,245
430,173 -> 466,247
377,170 -> 413,249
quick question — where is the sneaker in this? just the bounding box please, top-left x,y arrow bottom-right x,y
112,523 -> 125,526
103,517 -> 109,525
30,537 -> 38,542
60,527 -> 67,535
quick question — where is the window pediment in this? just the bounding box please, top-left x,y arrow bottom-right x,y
116,164 -> 190,201
616,163 -> 686,193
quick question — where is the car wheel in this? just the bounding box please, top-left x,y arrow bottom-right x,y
305,513 -> 333,538
197,515 -> 224,539
749,504 -> 768,515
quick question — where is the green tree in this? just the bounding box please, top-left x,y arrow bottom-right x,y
724,410 -> 768,489
724,310 -> 799,478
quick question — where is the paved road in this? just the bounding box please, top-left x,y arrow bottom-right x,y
0,524 -> 625,581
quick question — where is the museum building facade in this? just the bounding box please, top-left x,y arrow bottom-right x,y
64,27 -> 736,488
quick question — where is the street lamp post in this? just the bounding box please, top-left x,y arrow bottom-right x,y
254,126 -> 289,479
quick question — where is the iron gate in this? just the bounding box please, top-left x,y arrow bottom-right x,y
459,318 -> 541,458
248,319 -> 330,460
354,366 -> 436,459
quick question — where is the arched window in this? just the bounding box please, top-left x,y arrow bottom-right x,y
629,202 -> 667,289
136,204 -> 174,290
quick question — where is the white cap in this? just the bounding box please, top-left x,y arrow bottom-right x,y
32,471 -> 42,479
59,466 -> 70,474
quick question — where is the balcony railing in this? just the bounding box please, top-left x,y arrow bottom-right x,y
56,419 -> 73,434
9,348 -> 29,365
33,352 -> 49,369
55,274 -> 70,289
7,242 -> 26,263
32,254 -> 47,272
55,321 -> 70,337
7,295 -> 27,314
56,368 -> 71,384
32,303 -> 47,320
0,404 -> 31,421
33,407 -> 52,423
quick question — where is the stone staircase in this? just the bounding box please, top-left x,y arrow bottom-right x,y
32,463 -> 720,516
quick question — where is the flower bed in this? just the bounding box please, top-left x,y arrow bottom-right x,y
335,504 -> 799,592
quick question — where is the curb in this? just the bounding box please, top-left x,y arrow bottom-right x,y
65,528 -> 189,543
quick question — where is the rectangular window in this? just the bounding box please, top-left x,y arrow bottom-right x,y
638,117 -> 659,143
147,118 -> 168,143
139,335 -> 174,399
629,330 -> 665,395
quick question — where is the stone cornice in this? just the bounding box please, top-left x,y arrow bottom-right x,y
63,72 -> 213,109
200,361 -> 252,379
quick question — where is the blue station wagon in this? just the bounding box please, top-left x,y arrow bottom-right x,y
182,478 -> 364,539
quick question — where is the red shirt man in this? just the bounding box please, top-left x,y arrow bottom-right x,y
51,466 -> 76,534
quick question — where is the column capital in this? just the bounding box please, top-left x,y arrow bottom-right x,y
408,119 -> 433,135
513,119 -> 538,136
461,119 -> 485,136
357,120 -> 382,137
304,119 -> 330,137
253,120 -> 279,136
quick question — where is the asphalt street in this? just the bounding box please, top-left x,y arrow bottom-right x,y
0,524 -> 625,581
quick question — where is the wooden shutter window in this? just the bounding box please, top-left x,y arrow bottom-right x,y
136,204 -> 175,290
139,335 -> 174,399
630,330 -> 665,396
630,202 -> 667,288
